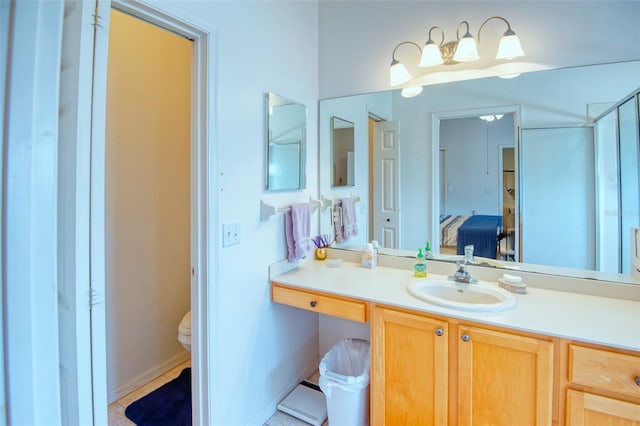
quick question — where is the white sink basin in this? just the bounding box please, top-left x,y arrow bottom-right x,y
407,278 -> 517,312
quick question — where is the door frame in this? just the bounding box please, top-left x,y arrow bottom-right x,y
431,106 -> 521,259
89,1 -> 218,424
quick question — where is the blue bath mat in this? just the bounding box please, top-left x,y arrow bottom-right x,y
125,368 -> 191,426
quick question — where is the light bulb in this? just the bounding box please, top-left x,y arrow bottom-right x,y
419,42 -> 444,67
389,60 -> 412,87
453,36 -> 479,62
496,32 -> 525,60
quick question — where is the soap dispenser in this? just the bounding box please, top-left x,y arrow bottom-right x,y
414,248 -> 427,277
361,243 -> 377,269
424,241 -> 433,259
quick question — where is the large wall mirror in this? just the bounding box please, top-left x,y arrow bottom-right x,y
318,60 -> 640,283
331,116 -> 355,187
265,92 -> 306,191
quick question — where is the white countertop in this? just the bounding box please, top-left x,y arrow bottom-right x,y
271,260 -> 640,352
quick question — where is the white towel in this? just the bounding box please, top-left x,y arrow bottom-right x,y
285,203 -> 311,262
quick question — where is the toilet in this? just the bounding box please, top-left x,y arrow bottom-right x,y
178,311 -> 191,353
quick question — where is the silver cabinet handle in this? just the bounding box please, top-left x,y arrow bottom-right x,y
310,300 -> 317,308
435,328 -> 444,336
461,333 -> 470,342
635,376 -> 640,387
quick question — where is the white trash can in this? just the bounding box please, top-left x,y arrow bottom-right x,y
318,338 -> 370,426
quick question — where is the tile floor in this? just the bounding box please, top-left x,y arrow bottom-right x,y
107,359 -> 191,426
108,362 -> 326,426
264,371 -> 328,426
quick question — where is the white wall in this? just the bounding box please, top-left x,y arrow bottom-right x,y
140,2 -> 321,424
318,1 -> 640,98
105,10 -> 192,402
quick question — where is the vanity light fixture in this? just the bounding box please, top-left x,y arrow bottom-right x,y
482,16 -> 526,60
389,16 -> 525,87
479,114 -> 504,122
389,41 -> 422,86
452,21 -> 480,63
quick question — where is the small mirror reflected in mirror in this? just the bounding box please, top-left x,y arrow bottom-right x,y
331,116 -> 355,187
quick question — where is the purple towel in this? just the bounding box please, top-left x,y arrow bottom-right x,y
341,197 -> 358,239
285,203 -> 311,262
284,211 -> 296,261
332,202 -> 344,244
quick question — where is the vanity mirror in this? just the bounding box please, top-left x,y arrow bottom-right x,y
331,116 -> 355,187
319,60 -> 640,283
265,92 -> 307,191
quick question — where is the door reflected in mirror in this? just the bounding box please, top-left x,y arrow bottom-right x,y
331,116 -> 355,187
265,92 -> 306,191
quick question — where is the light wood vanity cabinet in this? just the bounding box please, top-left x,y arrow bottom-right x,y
371,306 -> 449,425
457,325 -> 554,425
564,345 -> 640,425
269,282 -> 640,425
371,305 -> 554,426
271,284 -> 367,323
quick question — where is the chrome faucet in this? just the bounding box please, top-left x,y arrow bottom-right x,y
448,260 -> 478,284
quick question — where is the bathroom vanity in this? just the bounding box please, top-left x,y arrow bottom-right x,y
270,256 -> 640,425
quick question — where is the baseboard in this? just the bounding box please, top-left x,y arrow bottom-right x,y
108,351 -> 191,404
248,355 -> 322,426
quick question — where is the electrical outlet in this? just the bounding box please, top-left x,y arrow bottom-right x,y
222,222 -> 240,247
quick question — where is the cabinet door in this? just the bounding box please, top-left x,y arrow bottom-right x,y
458,325 -> 554,426
371,306 -> 448,425
566,389 -> 640,425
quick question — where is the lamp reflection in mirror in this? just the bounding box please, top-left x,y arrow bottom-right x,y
389,16 -> 525,87
401,85 -> 423,98
479,114 -> 504,122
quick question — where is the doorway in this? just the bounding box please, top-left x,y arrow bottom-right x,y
86,2 -> 213,424
499,146 -> 516,260
105,7 -> 192,405
432,108 -> 520,260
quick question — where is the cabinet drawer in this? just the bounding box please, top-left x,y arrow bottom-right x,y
569,344 -> 640,398
566,389 -> 640,424
271,284 -> 367,323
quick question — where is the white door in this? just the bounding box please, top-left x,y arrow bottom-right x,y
372,121 -> 400,248
58,1 -> 109,424
4,2 -> 65,424
520,126 -> 595,269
